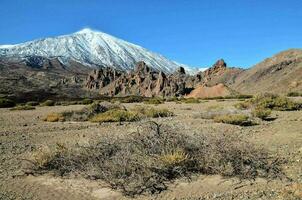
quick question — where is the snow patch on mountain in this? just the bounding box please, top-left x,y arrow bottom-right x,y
0,28 -> 196,74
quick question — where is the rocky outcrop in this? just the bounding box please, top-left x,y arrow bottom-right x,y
84,59 -> 247,97
204,59 -> 227,77
85,61 -> 197,97
86,68 -> 123,90
194,59 -> 244,87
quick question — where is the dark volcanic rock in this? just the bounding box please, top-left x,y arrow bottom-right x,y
85,62 -> 198,97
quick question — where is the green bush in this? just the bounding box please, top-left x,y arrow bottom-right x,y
0,98 -> 16,108
41,100 -> 55,106
214,114 -> 254,126
28,122 -> 284,196
252,107 -> 272,120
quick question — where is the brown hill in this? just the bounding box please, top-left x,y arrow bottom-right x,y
0,57 -> 95,101
232,49 -> 302,94
188,50 -> 302,95
186,83 -> 236,98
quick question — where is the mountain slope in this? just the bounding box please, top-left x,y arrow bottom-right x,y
0,28 -> 189,73
232,49 -> 302,94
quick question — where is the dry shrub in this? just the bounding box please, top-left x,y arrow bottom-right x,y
251,93 -> 300,111
203,95 -> 253,100
26,101 -> 39,106
181,98 -> 200,104
43,102 -> 123,122
235,93 -> 301,112
280,183 -> 302,199
287,92 -> 302,97
43,102 -> 173,123
27,122 -> 284,196
144,97 -> 164,105
0,98 -> 16,108
61,102 -> 114,121
198,107 -> 246,120
165,96 -> 179,102
214,114 -> 254,126
30,145 -> 61,169
10,105 -> 35,111
90,105 -> 173,123
198,111 -> 226,120
82,98 -> 93,105
205,105 -> 224,111
252,106 -> 272,120
159,149 -> 188,166
41,100 -> 55,106
90,109 -> 140,123
120,96 -> 146,103
132,106 -> 174,118
234,101 -> 252,110
43,113 -> 65,122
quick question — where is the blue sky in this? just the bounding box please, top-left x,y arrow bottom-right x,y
0,0 -> 301,68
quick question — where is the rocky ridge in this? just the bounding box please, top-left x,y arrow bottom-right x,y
85,60 -> 237,97
85,61 -> 199,97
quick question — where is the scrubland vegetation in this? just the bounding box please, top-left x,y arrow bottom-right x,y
213,114 -> 253,126
0,98 -> 16,108
40,100 -> 55,107
144,97 -> 164,105
10,105 -> 36,111
198,93 -> 302,126
27,122 -> 284,196
287,92 -> 302,97
44,102 -> 173,123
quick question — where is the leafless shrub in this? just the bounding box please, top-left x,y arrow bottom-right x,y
26,122 -> 285,196
44,102 -> 124,122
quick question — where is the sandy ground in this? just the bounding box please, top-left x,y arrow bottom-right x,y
0,100 -> 301,199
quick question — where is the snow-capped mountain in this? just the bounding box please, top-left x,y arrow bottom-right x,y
0,28 -> 191,73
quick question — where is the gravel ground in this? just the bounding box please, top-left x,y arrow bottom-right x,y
0,100 -> 301,200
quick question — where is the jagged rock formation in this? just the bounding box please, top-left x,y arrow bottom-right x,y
85,61 -> 196,97
203,59 -> 227,78
195,59 -> 244,87
85,59 -> 249,97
